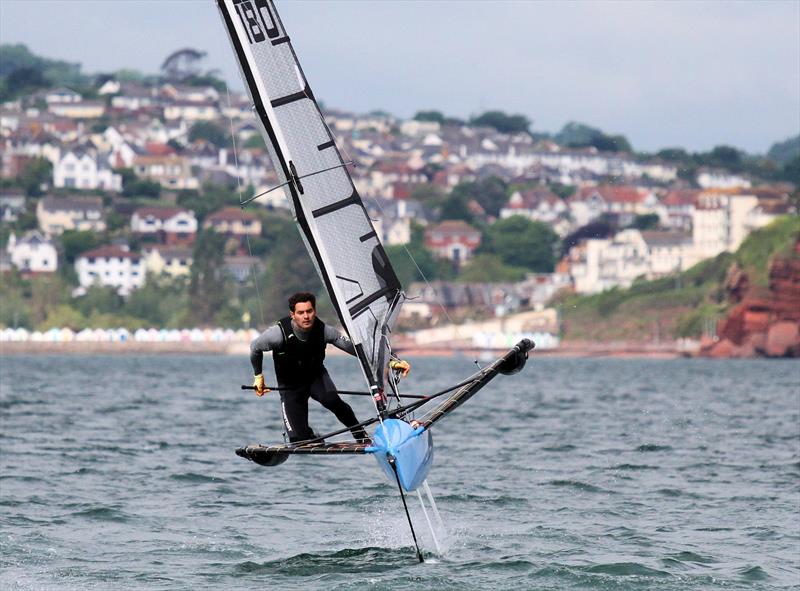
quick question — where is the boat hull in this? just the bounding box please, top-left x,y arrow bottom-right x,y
369,418 -> 433,492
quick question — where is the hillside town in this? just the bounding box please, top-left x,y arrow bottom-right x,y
1,59 -> 797,352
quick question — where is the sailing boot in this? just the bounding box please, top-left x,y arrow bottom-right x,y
351,427 -> 371,444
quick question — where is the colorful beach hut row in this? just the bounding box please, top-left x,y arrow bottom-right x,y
0,327 -> 261,343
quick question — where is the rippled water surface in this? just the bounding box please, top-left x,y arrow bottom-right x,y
1,355 -> 798,590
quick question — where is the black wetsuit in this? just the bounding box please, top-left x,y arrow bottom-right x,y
250,317 -> 368,443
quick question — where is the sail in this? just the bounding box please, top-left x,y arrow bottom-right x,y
217,0 -> 403,391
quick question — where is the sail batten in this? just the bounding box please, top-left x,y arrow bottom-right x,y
218,0 -> 403,390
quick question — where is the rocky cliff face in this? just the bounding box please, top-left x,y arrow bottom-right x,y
702,239 -> 800,358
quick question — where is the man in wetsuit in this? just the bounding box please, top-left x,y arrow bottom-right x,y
250,292 -> 410,444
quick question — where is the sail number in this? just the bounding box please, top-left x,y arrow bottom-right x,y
234,0 -> 280,44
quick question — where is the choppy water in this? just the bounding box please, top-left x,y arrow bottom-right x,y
1,354 -> 798,590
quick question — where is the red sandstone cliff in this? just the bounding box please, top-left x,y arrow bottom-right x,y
702,239 -> 800,358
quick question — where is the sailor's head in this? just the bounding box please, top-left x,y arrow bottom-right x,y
288,292 -> 316,330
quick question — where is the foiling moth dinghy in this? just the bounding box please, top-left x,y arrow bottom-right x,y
216,0 -> 535,562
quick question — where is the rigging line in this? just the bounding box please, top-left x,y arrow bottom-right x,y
237,161 -> 355,207
225,84 -> 265,327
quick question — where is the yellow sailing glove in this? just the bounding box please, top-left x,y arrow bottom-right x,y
389,358 -> 411,378
253,374 -> 269,396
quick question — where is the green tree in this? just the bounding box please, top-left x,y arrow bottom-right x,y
60,230 -> 100,265
73,285 -> 124,318
458,254 -> 527,282
126,275 -> 189,327
20,157 -> 52,196
243,134 -> 266,150
188,231 -> 233,324
413,110 -> 445,124
451,176 -> 509,218
122,178 -> 161,198
470,111 -> 531,135
482,216 -> 559,272
767,134 -> 800,166
630,213 -> 660,231
188,121 -> 230,149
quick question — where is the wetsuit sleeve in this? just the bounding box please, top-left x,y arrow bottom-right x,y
324,325 -> 356,356
250,325 -> 285,375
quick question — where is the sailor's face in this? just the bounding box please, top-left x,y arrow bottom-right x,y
290,301 -> 316,330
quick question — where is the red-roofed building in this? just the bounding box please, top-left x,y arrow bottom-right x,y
662,189 -> 700,231
144,142 -> 177,157
569,185 -> 661,226
501,187 -> 569,231
75,245 -> 144,295
131,206 -> 197,245
424,220 -> 481,267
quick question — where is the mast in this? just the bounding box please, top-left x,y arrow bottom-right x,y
217,0 -> 403,394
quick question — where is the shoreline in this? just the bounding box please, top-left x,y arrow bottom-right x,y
1,340 -> 691,358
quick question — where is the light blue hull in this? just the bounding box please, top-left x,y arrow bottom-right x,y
367,419 -> 433,492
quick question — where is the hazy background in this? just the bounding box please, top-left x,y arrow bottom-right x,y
1,0 -> 798,153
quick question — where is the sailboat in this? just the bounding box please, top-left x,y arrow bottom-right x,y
217,0 -> 534,561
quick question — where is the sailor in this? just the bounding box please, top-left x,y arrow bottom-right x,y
249,291 -> 410,444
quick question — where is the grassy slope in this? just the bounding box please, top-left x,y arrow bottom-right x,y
558,216 -> 800,341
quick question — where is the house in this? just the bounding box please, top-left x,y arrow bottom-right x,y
424,220 -> 481,267
7,231 -> 58,274
132,154 -> 199,190
224,255 -> 263,282
160,84 -> 220,103
53,148 -> 122,191
0,193 -> 25,222
163,101 -> 220,121
44,87 -> 82,104
131,206 -> 197,245
567,229 -> 694,294
108,82 -> 155,111
696,168 -> 751,190
366,198 -> 430,246
500,187 -> 569,233
661,189 -> 699,231
142,245 -> 193,277
75,245 -> 145,295
641,231 -> 694,276
569,185 -> 662,227
691,190 -> 791,260
48,101 -> 106,119
203,207 -> 261,238
37,196 -> 105,234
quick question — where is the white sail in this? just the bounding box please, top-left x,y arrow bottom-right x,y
218,0 -> 404,391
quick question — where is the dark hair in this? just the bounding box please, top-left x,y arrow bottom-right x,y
288,292 -> 316,312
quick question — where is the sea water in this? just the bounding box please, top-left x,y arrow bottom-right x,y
1,354 -> 798,590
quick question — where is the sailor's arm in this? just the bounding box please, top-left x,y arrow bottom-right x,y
325,325 -> 356,356
249,325 -> 284,395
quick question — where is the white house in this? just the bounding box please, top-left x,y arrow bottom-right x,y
53,149 -> 122,191
163,101 -> 219,121
501,187 -> 570,234
44,87 -> 82,104
75,245 -> 145,296
131,206 -> 197,245
0,193 -> 25,222
696,169 -> 751,190
7,231 -> 58,273
568,229 -> 693,294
